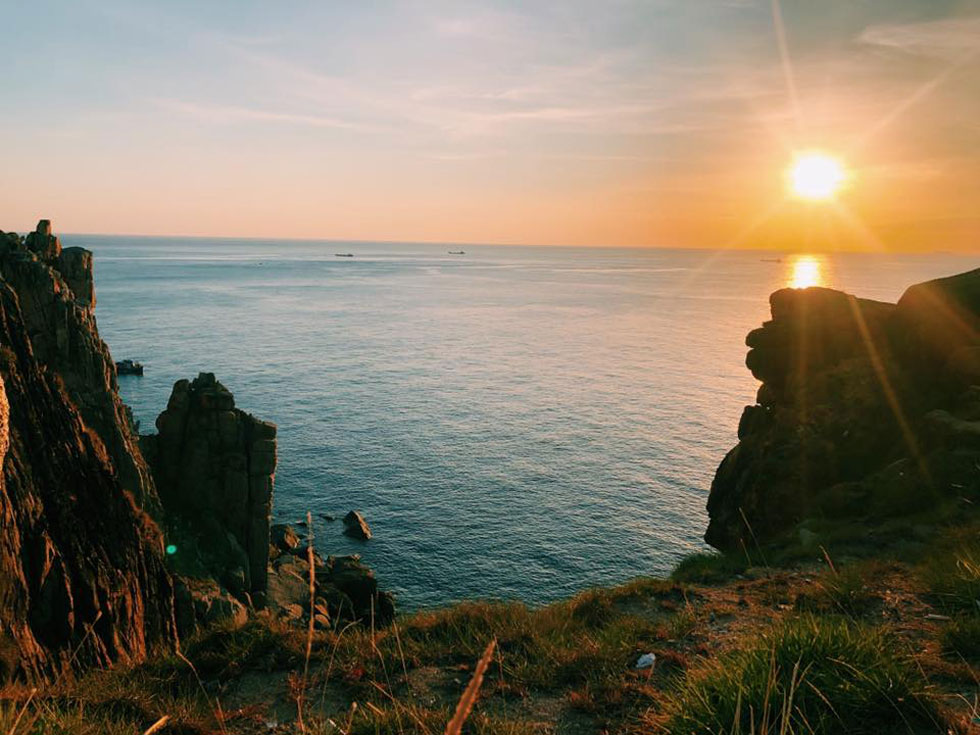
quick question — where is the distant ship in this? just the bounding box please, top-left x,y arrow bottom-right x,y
448,250 -> 465,255
115,359 -> 144,376
335,253 -> 354,258
761,257 -> 782,263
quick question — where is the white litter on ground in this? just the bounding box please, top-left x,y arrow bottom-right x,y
635,652 -> 656,670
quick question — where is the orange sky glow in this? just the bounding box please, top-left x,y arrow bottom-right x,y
2,1 -> 979,252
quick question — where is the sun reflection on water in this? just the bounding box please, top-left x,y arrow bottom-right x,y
788,255 -> 823,289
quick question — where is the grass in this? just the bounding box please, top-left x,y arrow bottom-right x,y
794,562 -> 882,618
2,555 -> 969,734
940,616 -> 980,664
659,615 -> 942,735
919,534 -> 980,614
671,552 -> 748,584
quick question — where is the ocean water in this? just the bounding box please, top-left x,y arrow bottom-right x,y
70,235 -> 976,609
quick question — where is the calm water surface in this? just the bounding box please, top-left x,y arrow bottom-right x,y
68,236 -> 976,608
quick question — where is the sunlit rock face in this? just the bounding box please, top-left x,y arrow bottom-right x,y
142,373 -> 277,602
0,223 -> 176,682
706,268 -> 980,552
0,220 -> 156,512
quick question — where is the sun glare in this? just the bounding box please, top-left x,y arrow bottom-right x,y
789,255 -> 822,289
788,153 -> 846,200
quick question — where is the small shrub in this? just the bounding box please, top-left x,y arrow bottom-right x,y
671,552 -> 746,584
662,608 -> 700,641
177,618 -> 303,678
795,564 -> 880,617
941,616 -> 980,664
920,540 -> 980,613
662,616 -> 943,735
568,589 -> 615,628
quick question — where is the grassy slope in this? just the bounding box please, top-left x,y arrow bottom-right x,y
3,527 -> 980,735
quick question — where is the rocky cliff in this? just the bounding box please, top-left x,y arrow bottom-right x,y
1,221 -> 155,510
707,268 -> 980,552
0,223 -> 176,681
0,220 -> 394,681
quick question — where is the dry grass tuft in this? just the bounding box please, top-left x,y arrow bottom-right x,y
444,638 -> 496,735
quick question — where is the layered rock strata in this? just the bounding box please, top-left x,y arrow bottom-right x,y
0,223 -> 176,681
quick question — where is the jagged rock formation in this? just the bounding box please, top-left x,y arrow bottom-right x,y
0,223 -> 175,681
142,373 -> 277,602
343,510 -> 372,540
0,221 -> 156,511
707,268 -> 980,551
268,525 -> 395,626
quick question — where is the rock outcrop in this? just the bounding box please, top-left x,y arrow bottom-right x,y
0,220 -> 393,677
706,268 -> 980,552
0,223 -> 176,682
267,525 -> 395,627
343,510 -> 372,540
142,373 -> 277,602
0,221 -> 156,511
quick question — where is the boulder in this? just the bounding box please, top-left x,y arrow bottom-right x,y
265,547 -> 394,627
271,524 -> 301,554
317,555 -> 394,625
343,510 -> 372,540
24,219 -> 61,261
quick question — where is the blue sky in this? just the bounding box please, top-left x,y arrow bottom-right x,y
2,0 -> 979,249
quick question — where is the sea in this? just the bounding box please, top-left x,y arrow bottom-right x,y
67,235 -> 977,609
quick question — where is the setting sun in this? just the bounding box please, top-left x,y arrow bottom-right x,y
788,153 -> 847,201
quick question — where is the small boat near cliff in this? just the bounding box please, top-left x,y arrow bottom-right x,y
115,359 -> 144,376
335,253 -> 354,258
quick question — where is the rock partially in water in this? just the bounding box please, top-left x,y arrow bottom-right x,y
343,510 -> 372,540
142,373 -> 277,598
271,523 -> 302,555
319,555 -> 395,625
265,545 -> 395,627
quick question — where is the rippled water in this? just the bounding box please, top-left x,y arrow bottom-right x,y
71,235 -> 975,608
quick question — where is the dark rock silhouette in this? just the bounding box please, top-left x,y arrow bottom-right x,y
707,268 -> 980,552
141,373 -> 277,601
0,223 -> 175,682
343,510 -> 372,540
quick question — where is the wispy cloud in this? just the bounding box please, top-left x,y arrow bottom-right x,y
859,15 -> 980,60
150,98 -> 389,133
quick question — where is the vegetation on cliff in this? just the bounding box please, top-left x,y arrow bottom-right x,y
2,539 -> 979,733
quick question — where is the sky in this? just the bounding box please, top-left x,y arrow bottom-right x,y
1,0 -> 979,250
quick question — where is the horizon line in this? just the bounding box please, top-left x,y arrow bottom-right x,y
44,229 -> 980,256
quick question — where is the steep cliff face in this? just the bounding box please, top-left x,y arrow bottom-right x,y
142,373 -> 277,603
706,268 -> 980,552
0,223 -> 175,681
0,221 -> 155,511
